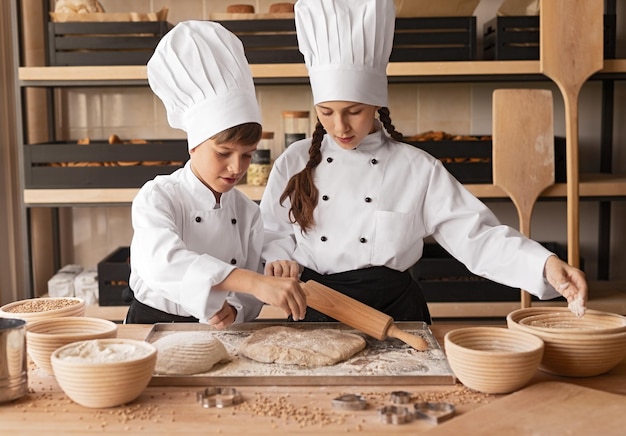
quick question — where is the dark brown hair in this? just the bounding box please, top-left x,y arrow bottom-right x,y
280,107 -> 403,232
211,122 -> 263,146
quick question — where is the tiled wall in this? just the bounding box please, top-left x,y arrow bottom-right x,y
54,0 -> 626,283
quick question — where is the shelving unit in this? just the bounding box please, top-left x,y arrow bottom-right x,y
12,1 -> 626,315
18,61 -> 626,208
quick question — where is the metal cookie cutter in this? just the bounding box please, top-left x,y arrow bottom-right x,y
389,390 -> 412,404
378,405 -> 412,425
197,387 -> 242,408
331,394 -> 367,411
413,402 -> 456,424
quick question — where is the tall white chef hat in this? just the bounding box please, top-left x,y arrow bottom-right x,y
147,20 -> 262,151
295,0 -> 396,107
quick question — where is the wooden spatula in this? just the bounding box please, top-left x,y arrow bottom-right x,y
540,0 -> 603,268
492,89 -> 555,308
301,280 -> 429,351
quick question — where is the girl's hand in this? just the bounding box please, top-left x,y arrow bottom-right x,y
254,275 -> 307,321
544,255 -> 588,317
207,302 -> 237,329
265,259 -> 302,278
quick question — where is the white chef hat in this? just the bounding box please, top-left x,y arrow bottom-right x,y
295,0 -> 396,107
147,20 -> 262,151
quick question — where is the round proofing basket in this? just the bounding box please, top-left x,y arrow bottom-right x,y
26,317 -> 118,375
514,307 -> 626,335
51,339 -> 156,409
507,308 -> 626,377
0,297 -> 85,322
444,327 -> 544,394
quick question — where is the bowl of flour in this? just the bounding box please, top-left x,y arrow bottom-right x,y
51,338 -> 156,408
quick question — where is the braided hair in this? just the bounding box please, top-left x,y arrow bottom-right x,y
280,107 -> 404,232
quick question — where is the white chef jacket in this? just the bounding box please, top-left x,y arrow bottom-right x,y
130,161 -> 264,323
261,123 -> 560,300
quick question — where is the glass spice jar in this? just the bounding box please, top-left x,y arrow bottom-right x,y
247,131 -> 273,186
282,110 -> 310,149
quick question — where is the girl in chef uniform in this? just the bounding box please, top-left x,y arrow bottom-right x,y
125,21 -> 307,325
261,0 -> 588,323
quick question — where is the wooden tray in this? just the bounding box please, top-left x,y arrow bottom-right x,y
145,322 -> 455,386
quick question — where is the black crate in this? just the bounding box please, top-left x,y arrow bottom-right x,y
391,17 -> 476,61
24,140 -> 188,189
405,136 -> 566,184
214,19 -> 303,64
48,21 -> 173,66
97,246 -> 130,306
215,16 -> 476,64
483,15 -> 616,60
410,242 -> 569,302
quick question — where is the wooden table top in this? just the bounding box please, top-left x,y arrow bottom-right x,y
1,323 -> 624,434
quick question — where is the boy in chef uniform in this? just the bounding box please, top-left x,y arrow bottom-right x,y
126,21 -> 307,325
261,0 -> 587,323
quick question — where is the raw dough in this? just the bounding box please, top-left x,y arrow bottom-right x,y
238,326 -> 366,367
153,332 -> 230,375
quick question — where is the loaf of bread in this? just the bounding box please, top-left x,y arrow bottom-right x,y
54,0 -> 105,14
226,4 -> 255,13
269,2 -> 294,13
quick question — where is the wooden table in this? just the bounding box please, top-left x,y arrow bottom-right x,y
1,323 -> 624,434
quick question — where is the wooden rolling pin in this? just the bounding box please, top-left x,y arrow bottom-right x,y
301,280 -> 429,351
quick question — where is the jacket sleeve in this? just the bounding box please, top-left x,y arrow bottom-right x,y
130,183 -> 235,323
423,160 -> 560,300
226,204 -> 264,323
260,154 -> 299,264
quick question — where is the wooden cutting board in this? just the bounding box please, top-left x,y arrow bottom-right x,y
425,381 -> 626,434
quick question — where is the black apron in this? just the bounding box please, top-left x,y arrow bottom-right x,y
298,266 -> 431,324
124,288 -> 199,324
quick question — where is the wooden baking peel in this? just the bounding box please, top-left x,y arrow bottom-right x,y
540,0 -> 603,268
492,89 -> 555,308
301,280 -> 429,351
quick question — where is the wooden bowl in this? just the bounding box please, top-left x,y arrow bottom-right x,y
507,308 -> 626,377
26,317 -> 118,375
51,338 -> 156,408
0,297 -> 85,322
444,327 -> 544,394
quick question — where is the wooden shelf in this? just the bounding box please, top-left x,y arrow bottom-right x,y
84,280 -> 626,322
22,173 -> 626,206
17,59 -> 626,86
22,184 -> 266,205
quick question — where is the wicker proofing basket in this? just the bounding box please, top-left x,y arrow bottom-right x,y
444,327 -> 544,394
26,317 -> 118,375
51,338 -> 156,408
507,307 -> 626,377
0,297 -> 85,322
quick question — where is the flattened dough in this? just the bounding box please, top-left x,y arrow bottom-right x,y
153,331 -> 230,375
238,326 -> 366,366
